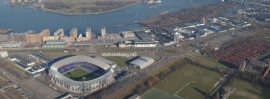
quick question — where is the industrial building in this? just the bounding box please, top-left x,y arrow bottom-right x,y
70,28 -> 78,38
118,40 -> 157,48
118,41 -> 134,48
8,33 -> 25,42
134,31 -> 153,40
121,31 -> 135,38
129,56 -> 154,69
42,40 -> 65,48
134,40 -> 157,47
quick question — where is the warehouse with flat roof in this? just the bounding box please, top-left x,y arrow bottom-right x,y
129,56 -> 154,69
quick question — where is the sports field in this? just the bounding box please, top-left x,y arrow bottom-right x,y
64,68 -> 100,81
143,65 -> 222,99
141,87 -> 179,99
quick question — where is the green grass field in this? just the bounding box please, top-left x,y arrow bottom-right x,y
105,56 -> 129,67
228,93 -> 243,99
64,68 -> 99,81
141,87 -> 179,99
229,79 -> 270,99
152,65 -> 222,99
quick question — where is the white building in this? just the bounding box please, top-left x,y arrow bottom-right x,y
86,28 -> 92,39
173,32 -> 180,43
101,27 -> 106,38
0,51 -> 8,58
129,56 -> 154,69
134,40 -> 157,47
122,31 -> 135,38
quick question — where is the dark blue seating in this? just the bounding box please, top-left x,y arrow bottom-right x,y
57,62 -> 100,74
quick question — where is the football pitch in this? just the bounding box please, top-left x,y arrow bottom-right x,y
143,65 -> 222,99
141,87 -> 180,99
64,68 -> 100,81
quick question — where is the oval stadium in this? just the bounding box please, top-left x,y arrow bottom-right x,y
48,55 -> 114,93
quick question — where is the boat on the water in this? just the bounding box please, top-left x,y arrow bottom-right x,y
160,11 -> 169,14
149,6 -> 156,9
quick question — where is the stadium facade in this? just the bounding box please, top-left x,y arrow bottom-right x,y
48,55 -> 114,93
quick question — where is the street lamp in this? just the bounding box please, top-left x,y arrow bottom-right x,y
82,77 -> 86,97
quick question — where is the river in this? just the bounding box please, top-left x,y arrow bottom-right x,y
0,0 -> 219,34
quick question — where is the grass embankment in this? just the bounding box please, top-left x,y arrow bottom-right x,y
148,57 -> 183,77
193,53 -> 228,68
229,79 -> 270,99
142,65 -> 222,99
165,49 -> 177,54
105,56 -> 129,67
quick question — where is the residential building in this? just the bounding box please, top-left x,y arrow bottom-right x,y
25,32 -> 38,43
54,29 -> 64,37
86,28 -> 92,39
38,29 -> 50,42
101,27 -> 106,38
70,28 -> 78,38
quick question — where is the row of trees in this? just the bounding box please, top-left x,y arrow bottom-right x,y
43,2 -> 74,10
140,2 -> 236,27
43,1 -> 136,13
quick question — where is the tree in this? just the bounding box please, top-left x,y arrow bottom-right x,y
147,80 -> 153,88
214,92 -> 220,99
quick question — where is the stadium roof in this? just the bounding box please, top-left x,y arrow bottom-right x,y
130,56 -> 154,69
94,56 -> 116,66
51,55 -> 110,71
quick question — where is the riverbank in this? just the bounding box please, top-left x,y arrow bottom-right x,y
40,2 -> 139,15
140,2 -> 237,27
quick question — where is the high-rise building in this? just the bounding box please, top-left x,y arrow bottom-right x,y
54,29 -> 64,37
101,27 -> 106,38
70,28 -> 78,38
24,0 -> 27,2
86,28 -> 92,39
173,32 -> 180,43
17,0 -> 21,3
